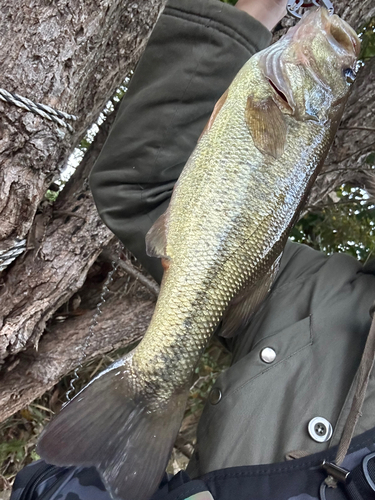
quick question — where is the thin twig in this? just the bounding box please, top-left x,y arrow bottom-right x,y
318,167 -> 374,177
53,210 -> 87,221
89,358 -> 105,379
333,140 -> 375,165
364,250 -> 373,266
101,250 -> 160,297
190,374 -> 213,391
30,403 -> 54,414
339,126 -> 375,132
306,199 -> 372,211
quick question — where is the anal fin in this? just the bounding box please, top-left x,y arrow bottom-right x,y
219,254 -> 282,339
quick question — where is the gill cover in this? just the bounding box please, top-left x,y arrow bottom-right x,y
257,8 -> 360,124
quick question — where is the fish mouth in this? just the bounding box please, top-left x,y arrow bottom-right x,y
310,9 -> 360,59
259,8 -> 360,117
289,8 -> 360,64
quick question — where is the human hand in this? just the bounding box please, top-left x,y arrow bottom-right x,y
235,0 -> 288,31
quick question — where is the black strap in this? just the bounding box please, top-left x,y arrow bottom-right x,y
344,452 -> 375,500
335,313 -> 375,466
150,471 -> 209,500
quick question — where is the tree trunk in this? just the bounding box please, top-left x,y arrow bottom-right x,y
0,97 -> 117,362
0,0 -> 374,422
0,0 -> 166,259
0,90 -> 159,417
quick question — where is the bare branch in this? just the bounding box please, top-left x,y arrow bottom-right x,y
101,250 -> 160,297
339,126 -> 375,132
0,291 -> 155,422
333,141 -> 375,165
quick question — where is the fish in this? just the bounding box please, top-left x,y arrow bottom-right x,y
37,8 -> 360,500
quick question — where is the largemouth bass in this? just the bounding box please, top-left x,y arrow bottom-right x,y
38,8 -> 360,500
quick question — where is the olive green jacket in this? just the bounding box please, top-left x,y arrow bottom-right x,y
89,0 -> 375,477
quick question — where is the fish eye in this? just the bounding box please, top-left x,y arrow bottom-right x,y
343,68 -> 356,84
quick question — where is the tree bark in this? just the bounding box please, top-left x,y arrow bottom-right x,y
0,88 -> 158,418
0,97 -> 119,362
0,0 -> 166,258
309,49 -> 375,208
0,284 -> 155,422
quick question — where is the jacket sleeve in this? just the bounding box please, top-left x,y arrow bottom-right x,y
89,0 -> 272,283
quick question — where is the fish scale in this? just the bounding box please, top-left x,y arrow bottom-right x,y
37,9 -> 360,500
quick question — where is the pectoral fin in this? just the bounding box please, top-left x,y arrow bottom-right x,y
245,95 -> 287,159
146,210 -> 169,259
219,254 -> 282,338
198,89 -> 229,141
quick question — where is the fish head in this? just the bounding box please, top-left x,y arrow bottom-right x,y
258,8 -> 360,125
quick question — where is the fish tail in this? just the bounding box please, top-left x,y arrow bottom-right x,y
37,353 -> 188,500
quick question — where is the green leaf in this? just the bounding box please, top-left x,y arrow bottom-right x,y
359,18 -> 375,61
293,184 -> 375,263
44,189 -> 59,202
30,450 -> 41,461
0,440 -> 26,463
366,152 -> 375,165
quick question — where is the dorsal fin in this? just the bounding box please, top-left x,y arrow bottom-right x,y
145,210 -> 169,259
198,88 -> 229,141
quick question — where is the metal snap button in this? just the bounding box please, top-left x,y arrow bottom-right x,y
260,347 -> 276,363
209,387 -> 222,405
308,417 -> 333,443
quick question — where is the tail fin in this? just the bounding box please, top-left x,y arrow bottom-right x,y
37,355 -> 188,500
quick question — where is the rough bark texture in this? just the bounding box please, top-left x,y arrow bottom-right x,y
0,286 -> 155,422
310,57 -> 375,207
0,99 -> 119,362
0,0 -> 374,421
0,0 -> 165,255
